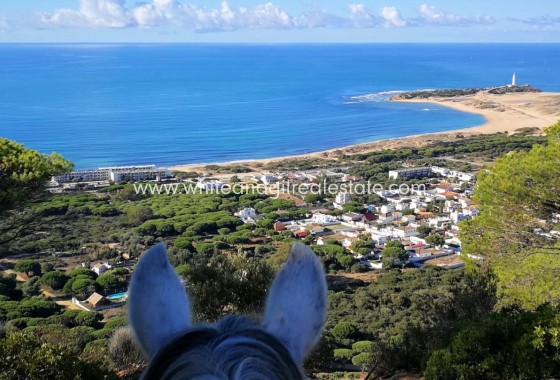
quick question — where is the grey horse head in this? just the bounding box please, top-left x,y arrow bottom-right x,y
128,242 -> 327,379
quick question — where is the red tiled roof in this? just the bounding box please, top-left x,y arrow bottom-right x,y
441,192 -> 459,197
364,213 -> 377,221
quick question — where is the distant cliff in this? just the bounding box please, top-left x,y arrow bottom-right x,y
391,85 -> 542,100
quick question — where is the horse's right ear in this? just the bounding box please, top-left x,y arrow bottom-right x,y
128,243 -> 192,359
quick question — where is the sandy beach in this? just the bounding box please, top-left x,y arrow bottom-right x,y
171,91 -> 560,174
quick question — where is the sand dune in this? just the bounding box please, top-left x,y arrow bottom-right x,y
404,91 -> 560,134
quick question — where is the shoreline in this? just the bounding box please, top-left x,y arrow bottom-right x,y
170,91 -> 560,174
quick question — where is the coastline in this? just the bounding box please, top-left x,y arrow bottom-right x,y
171,91 -> 560,174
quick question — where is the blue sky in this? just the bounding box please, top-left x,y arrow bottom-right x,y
0,0 -> 559,43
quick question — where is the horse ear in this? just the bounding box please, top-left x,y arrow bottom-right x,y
262,242 -> 327,363
128,243 -> 192,359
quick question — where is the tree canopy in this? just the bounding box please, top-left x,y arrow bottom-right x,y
0,138 -> 72,246
461,121 -> 560,308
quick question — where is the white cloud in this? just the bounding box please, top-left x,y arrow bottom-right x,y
418,4 -> 494,26
41,0 -> 131,28
348,4 -> 377,28
380,6 -> 407,28
36,1 -> 497,32
292,5 -> 349,29
40,0 -> 385,31
0,18 -> 8,31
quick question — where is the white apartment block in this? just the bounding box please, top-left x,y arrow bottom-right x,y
104,165 -> 172,182
388,167 -> 432,180
54,165 -> 171,184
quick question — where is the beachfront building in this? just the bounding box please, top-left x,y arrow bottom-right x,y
388,167 -> 432,180
53,165 -> 171,184
104,165 -> 171,182
54,169 -> 110,183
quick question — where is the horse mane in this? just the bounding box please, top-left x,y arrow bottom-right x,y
142,315 -> 303,380
128,242 -> 327,380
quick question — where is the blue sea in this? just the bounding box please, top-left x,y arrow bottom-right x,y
1,44 -> 559,168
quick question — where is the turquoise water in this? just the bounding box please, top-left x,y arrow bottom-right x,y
1,44 -> 559,168
106,292 -> 126,300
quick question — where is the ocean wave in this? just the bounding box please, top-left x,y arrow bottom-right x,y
344,89 -> 438,104
343,90 -> 404,104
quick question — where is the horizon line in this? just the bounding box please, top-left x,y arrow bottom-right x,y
1,41 -> 560,45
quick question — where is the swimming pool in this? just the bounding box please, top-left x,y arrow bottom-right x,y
106,292 -> 127,300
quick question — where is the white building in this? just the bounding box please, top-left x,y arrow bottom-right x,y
450,211 -> 470,223
392,226 -> 419,239
311,213 -> 339,225
342,212 -> 364,223
54,169 -> 109,183
235,208 -> 257,220
105,165 -> 172,182
379,204 -> 395,214
334,192 -> 351,209
431,166 -> 474,182
388,167 -> 432,180
92,262 -> 111,276
260,175 -> 278,185
196,180 -> 224,191
54,165 -> 171,184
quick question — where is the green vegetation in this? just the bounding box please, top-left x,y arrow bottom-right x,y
0,138 -> 72,246
461,121 -> 560,308
1,127 -> 559,378
0,330 -> 116,379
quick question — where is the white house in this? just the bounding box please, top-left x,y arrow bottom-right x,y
235,208 -> 257,220
428,217 -> 452,228
371,232 -> 390,245
379,204 -> 395,214
342,212 -> 364,223
311,213 -> 339,225
336,193 -> 351,204
463,205 -> 479,217
92,262 -> 111,276
402,214 -> 416,223
342,237 -> 357,248
395,202 -> 412,211
432,166 -> 474,182
260,175 -> 278,185
393,226 -> 418,239
334,192 -> 351,209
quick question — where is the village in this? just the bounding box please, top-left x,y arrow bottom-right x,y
223,164 -> 481,271
10,157 -> 486,315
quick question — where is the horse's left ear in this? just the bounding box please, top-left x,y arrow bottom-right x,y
128,243 -> 192,359
262,242 -> 327,363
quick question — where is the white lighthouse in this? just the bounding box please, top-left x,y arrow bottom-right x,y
512,73 -> 517,86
